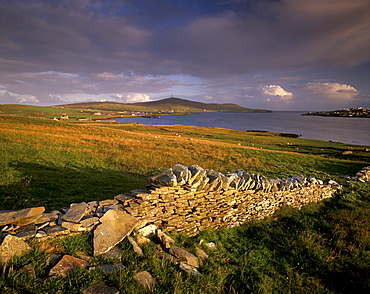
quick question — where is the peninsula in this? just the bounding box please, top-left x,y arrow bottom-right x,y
304,107 -> 370,118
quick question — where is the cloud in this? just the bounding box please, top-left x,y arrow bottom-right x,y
305,82 -> 359,103
262,85 -> 293,101
115,93 -> 152,103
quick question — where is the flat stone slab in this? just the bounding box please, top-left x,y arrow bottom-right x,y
83,281 -> 119,294
61,202 -> 88,223
0,207 -> 45,226
0,235 -> 32,263
169,246 -> 199,268
135,271 -> 157,289
49,255 -> 89,276
93,209 -> 138,256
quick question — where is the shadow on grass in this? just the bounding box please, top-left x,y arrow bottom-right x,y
0,162 -> 147,211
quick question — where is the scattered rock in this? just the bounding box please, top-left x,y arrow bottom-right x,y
61,202 -> 89,223
96,264 -> 125,273
135,270 -> 157,289
157,230 -> 175,249
179,262 -> 201,275
93,209 -> 138,256
83,281 -> 119,294
0,207 -> 45,226
19,263 -> 36,278
127,236 -> 144,256
101,245 -> 123,259
137,224 -> 157,239
195,247 -> 209,260
49,255 -> 89,276
0,235 -> 32,263
169,246 -> 199,268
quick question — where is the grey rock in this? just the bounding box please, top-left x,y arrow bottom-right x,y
80,216 -> 99,228
15,224 -> 37,238
0,207 -> 45,226
0,235 -> 32,263
114,193 -> 135,203
148,168 -> 177,187
19,263 -> 36,278
83,281 -> 119,294
61,202 -> 88,223
96,264 -> 124,273
179,262 -> 201,275
43,225 -> 69,237
157,230 -> 175,249
35,210 -> 60,224
169,246 -> 199,268
93,209 -> 138,256
195,247 -> 209,260
101,245 -> 123,259
49,255 -> 89,276
172,164 -> 191,185
127,236 -> 144,256
98,199 -> 118,206
135,271 -> 157,289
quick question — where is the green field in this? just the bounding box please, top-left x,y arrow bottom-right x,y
0,115 -> 369,293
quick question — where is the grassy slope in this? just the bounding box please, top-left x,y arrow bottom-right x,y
0,115 -> 369,293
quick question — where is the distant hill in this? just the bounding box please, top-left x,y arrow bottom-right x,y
59,97 -> 271,113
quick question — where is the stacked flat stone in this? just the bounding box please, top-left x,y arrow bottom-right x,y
125,164 -> 341,235
0,164 -> 344,243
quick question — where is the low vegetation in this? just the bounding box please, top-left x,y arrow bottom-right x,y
0,114 -> 369,293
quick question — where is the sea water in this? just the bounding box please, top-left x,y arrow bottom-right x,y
110,112 -> 370,146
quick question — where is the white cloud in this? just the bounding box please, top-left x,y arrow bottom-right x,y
305,82 -> 359,102
262,85 -> 293,101
19,95 -> 40,104
124,93 -> 151,103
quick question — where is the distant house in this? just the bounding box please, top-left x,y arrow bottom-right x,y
60,114 -> 69,120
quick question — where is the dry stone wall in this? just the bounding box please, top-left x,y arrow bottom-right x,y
1,164 -> 343,255
123,164 -> 341,235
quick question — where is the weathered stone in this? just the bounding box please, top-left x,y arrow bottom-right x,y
0,235 -> 32,262
169,246 -> 199,268
101,245 -> 123,259
83,281 -> 119,294
148,168 -> 177,187
127,236 -> 144,256
195,247 -> 209,260
172,164 -> 191,185
61,202 -> 88,223
60,221 -> 82,232
98,199 -> 118,206
135,271 -> 157,289
80,217 -> 99,228
15,224 -> 37,238
0,207 -> 45,226
19,263 -> 36,278
35,210 -> 60,224
114,193 -> 135,203
96,264 -> 125,273
157,230 -> 175,249
43,225 -> 69,237
179,262 -> 201,275
137,224 -> 157,238
49,255 -> 89,276
136,235 -> 151,245
93,209 -> 138,256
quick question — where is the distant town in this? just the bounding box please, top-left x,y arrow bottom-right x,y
304,107 -> 370,118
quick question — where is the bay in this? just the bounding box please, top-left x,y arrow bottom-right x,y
109,112 -> 370,146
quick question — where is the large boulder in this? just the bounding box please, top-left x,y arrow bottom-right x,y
93,209 -> 138,256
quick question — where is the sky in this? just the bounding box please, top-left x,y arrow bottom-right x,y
0,0 -> 369,111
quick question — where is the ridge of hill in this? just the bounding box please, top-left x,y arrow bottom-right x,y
58,97 -> 271,113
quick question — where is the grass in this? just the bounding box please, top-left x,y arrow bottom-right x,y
0,114 -> 369,293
